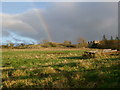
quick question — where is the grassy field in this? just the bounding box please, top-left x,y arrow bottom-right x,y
1,48 -> 120,88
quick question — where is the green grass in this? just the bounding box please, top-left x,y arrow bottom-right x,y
1,48 -> 120,88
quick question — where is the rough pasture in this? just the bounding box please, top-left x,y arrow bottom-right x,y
1,48 -> 120,88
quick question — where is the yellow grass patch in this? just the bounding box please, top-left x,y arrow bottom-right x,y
12,70 -> 27,77
43,67 -> 57,74
3,79 -> 34,88
0,67 -> 14,70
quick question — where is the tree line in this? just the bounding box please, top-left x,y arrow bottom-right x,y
89,35 -> 120,50
1,35 -> 120,51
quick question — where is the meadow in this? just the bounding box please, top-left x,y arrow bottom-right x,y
1,48 -> 120,88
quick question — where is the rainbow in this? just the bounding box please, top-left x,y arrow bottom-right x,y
33,9 -> 52,41
30,2 -> 52,42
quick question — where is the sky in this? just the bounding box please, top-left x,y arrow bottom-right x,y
1,2 -> 118,44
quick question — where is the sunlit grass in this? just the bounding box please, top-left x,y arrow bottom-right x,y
1,48 -> 120,88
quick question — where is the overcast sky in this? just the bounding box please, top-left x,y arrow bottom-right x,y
1,2 -> 118,44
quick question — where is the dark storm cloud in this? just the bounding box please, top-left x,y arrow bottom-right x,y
1,2 -> 118,43
43,2 -> 118,42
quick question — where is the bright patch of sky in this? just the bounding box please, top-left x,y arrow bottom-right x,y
1,2 -> 51,44
2,2 -> 51,14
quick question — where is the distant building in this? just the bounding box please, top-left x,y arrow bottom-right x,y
94,40 -> 101,44
88,40 -> 100,48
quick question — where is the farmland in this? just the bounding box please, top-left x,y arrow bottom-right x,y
1,48 -> 120,88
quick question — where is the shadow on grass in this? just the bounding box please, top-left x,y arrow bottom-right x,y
102,57 -> 120,61
52,62 -> 78,68
3,63 -> 120,88
58,56 -> 87,59
2,59 -> 120,88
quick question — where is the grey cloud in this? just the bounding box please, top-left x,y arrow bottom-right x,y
43,2 -> 118,42
2,2 -> 118,43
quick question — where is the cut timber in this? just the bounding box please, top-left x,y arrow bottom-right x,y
102,49 -> 119,56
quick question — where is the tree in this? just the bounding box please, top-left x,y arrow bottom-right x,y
63,40 -> 71,47
110,36 -> 113,40
115,36 -> 119,40
20,43 -> 25,46
102,34 -> 107,41
6,41 -> 14,48
42,40 -> 49,44
77,37 -> 86,44
76,37 -> 88,48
